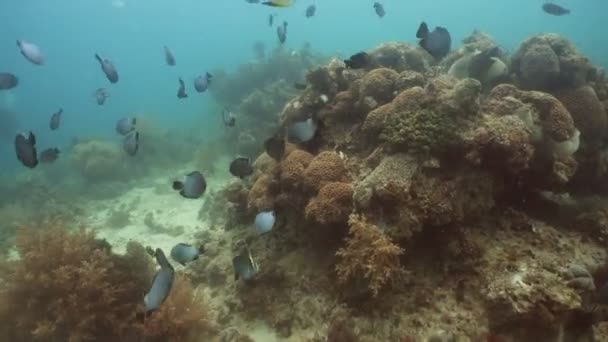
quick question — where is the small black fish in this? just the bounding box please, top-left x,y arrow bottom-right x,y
222,108 -> 236,127
95,53 -> 119,83
116,117 -> 136,136
144,248 -> 174,315
268,13 -> 275,27
164,46 -> 176,66
373,2 -> 385,18
264,134 -> 285,161
416,22 -> 451,60
305,4 -> 316,18
344,52 -> 370,69
15,131 -> 38,168
229,157 -> 254,179
277,21 -> 288,44
123,131 -> 139,156
177,78 -> 188,99
50,108 -> 62,131
172,171 -> 207,199
232,245 -> 258,281
0,72 -> 18,90
542,3 -> 570,16
170,243 -> 204,266
40,148 -> 60,163
95,88 -> 109,105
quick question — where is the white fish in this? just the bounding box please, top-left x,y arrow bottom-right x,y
254,211 -> 275,234
17,40 -> 44,65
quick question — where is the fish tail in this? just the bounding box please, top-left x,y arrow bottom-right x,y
16,40 -> 21,47
172,181 -> 183,191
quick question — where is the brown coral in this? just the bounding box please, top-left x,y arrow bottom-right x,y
355,68 -> 400,105
304,151 -> 348,191
554,85 -> 607,144
279,149 -> 314,189
247,175 -> 274,212
70,140 -> 128,183
335,215 -> 404,297
305,182 -> 353,225
0,224 -> 209,342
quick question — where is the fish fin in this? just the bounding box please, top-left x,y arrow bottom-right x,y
416,22 -> 429,38
28,131 -> 36,145
16,40 -> 21,47
172,181 -> 184,190
94,53 -> 102,63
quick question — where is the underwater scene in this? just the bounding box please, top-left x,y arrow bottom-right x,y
2,0 -> 608,341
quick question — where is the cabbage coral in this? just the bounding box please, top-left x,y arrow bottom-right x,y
0,223 -> 210,342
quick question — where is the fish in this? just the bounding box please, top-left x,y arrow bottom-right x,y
17,40 -> 44,65
287,118 -> 317,143
49,108 -> 62,131
293,82 -> 306,90
246,0 -> 260,3
15,131 -> 38,168
177,78 -> 188,99
94,53 -> 119,83
344,52 -> 370,69
194,72 -> 213,93
39,148 -> 60,163
229,157 -> 254,179
255,211 -> 275,234
262,0 -> 292,7
264,134 -> 285,161
542,3 -> 570,16
123,131 -> 139,156
170,243 -> 204,266
164,46 -> 175,66
373,2 -> 385,18
268,13 -> 275,27
232,245 -> 259,281
172,171 -> 207,199
0,73 -> 18,90
95,88 -> 109,105
416,22 -> 451,60
116,117 -> 136,136
277,21 -> 288,44
144,248 -> 175,315
222,108 -> 236,127
305,4 -> 316,18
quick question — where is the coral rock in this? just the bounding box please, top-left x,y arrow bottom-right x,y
70,140 -> 127,182
355,68 -> 400,105
305,182 -> 353,225
554,85 -> 608,144
279,149 -> 314,189
304,151 -> 348,191
247,175 -> 274,212
368,42 -> 433,73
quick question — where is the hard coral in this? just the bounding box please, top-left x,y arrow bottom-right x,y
305,182 -> 353,225
279,149 -> 314,189
554,85 -> 607,145
70,140 -> 128,183
354,68 -> 400,106
304,151 -> 348,191
336,215 -> 404,297
0,224 -> 209,342
368,42 -> 433,72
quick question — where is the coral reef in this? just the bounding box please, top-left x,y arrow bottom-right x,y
71,140 -> 129,183
305,182 -> 353,225
0,224 -> 211,342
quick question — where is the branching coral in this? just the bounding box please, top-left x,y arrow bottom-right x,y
0,223 -> 210,342
335,215 -> 404,297
305,182 -> 353,225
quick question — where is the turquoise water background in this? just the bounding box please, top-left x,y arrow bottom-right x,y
1,0 -> 606,175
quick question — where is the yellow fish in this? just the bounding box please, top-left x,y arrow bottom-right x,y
261,0 -> 293,7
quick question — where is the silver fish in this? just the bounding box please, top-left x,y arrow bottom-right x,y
95,88 -> 109,105
164,46 -> 175,66
144,248 -> 174,314
17,40 -> 44,65
123,131 -> 139,156
95,53 -> 119,83
287,118 -> 317,143
170,243 -> 204,266
0,73 -> 18,90
194,72 -> 212,93
172,171 -> 207,199
116,117 -> 136,136
15,131 -> 38,168
277,21 -> 288,44
50,108 -> 62,131
177,78 -> 188,99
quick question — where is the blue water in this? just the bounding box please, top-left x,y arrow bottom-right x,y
1,0 -> 606,175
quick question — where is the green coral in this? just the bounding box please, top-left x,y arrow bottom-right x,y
380,108 -> 461,155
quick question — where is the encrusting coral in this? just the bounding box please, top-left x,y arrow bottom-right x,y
0,223 -> 211,342
335,215 -> 404,297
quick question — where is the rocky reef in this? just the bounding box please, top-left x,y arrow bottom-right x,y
195,32 -> 608,341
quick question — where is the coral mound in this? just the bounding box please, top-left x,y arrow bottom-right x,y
304,151 -> 349,191
305,182 -> 353,225
71,140 -> 128,183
